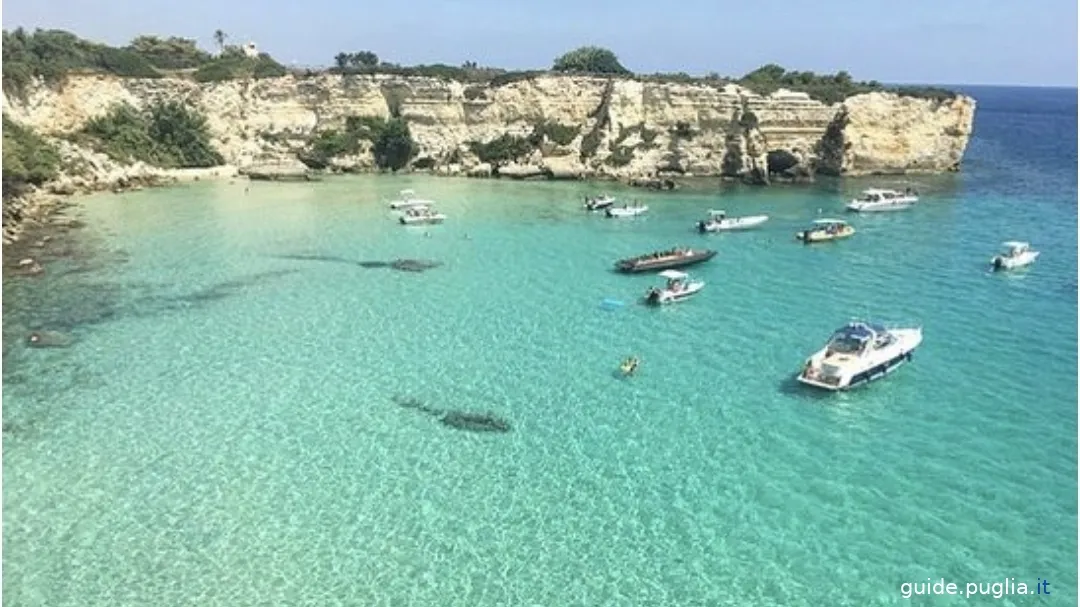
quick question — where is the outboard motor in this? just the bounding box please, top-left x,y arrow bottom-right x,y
697,220 -> 707,233
992,256 -> 1004,270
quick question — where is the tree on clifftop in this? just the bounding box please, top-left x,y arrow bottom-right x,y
213,29 -> 227,53
552,46 -> 630,75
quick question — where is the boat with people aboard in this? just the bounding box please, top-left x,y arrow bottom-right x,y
614,247 -> 716,273
584,195 -> 616,211
990,241 -> 1040,271
696,210 -> 769,232
797,320 -> 923,391
389,189 -> 436,210
795,218 -> 855,243
846,188 -> 918,212
606,202 -> 649,218
644,270 -> 704,305
619,356 -> 640,376
399,207 -> 447,225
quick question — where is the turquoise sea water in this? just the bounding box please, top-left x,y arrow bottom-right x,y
3,86 -> 1076,606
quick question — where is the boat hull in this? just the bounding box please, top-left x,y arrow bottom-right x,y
797,327 -> 922,391
799,349 -> 917,391
698,215 -> 769,232
399,216 -> 446,225
644,282 -> 704,305
390,200 -> 434,210
615,250 -> 717,273
991,251 -> 1039,270
796,228 -> 855,243
846,201 -> 916,212
606,206 -> 648,218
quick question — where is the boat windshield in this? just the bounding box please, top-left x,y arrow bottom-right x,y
826,323 -> 881,354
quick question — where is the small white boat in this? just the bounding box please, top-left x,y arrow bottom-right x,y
644,270 -> 704,305
796,218 -> 855,243
399,207 -> 446,225
991,241 -> 1040,271
584,195 -> 616,211
846,188 -> 918,212
697,210 -> 769,232
798,321 -> 923,391
605,203 -> 648,218
389,189 -> 436,210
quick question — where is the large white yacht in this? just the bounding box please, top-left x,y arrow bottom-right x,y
797,321 -> 923,391
845,188 -> 918,212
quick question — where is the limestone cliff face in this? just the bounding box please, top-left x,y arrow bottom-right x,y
2,74 -> 975,180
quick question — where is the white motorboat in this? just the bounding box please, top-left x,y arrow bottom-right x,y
643,270 -> 704,305
796,218 -> 855,243
991,241 -> 1040,271
389,189 -> 436,210
845,188 -> 918,212
605,203 -> 649,218
399,207 -> 446,225
697,210 -> 769,232
797,321 -> 923,391
584,195 -> 616,211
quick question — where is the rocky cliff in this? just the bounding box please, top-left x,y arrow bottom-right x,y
2,73 -> 976,183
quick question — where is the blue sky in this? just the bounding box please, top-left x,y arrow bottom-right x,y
4,0 -> 1077,86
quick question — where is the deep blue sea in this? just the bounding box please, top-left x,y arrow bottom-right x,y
3,86 -> 1076,606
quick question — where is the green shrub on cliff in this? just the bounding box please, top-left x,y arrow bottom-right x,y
0,28 -> 290,94
552,46 -> 630,75
127,35 -> 212,70
531,121 -> 580,146
299,116 -> 417,171
77,102 -> 223,168
194,50 -> 287,82
736,64 -> 955,104
468,134 -> 534,165
2,28 -> 162,94
2,116 -> 60,198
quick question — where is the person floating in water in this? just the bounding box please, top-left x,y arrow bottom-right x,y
620,356 -> 640,376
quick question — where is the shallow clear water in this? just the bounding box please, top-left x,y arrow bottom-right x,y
3,86 -> 1077,606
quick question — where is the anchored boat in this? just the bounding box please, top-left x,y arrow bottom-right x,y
846,188 -> 918,212
797,321 -> 923,391
614,247 -> 716,273
399,207 -> 446,225
991,241 -> 1040,271
389,189 -> 435,210
796,218 -> 855,243
584,195 -> 616,211
644,270 -> 704,305
697,210 -> 769,232
606,202 -> 649,218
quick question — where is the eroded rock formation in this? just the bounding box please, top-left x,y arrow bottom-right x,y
2,73 -> 976,184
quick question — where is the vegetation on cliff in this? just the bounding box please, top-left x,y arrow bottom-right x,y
299,116 -> 417,171
552,46 -> 630,75
737,64 -> 954,104
1,27 -> 957,104
2,116 -> 60,199
193,47 -> 287,82
465,121 -> 583,165
74,102 -> 224,168
1,28 -> 286,94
